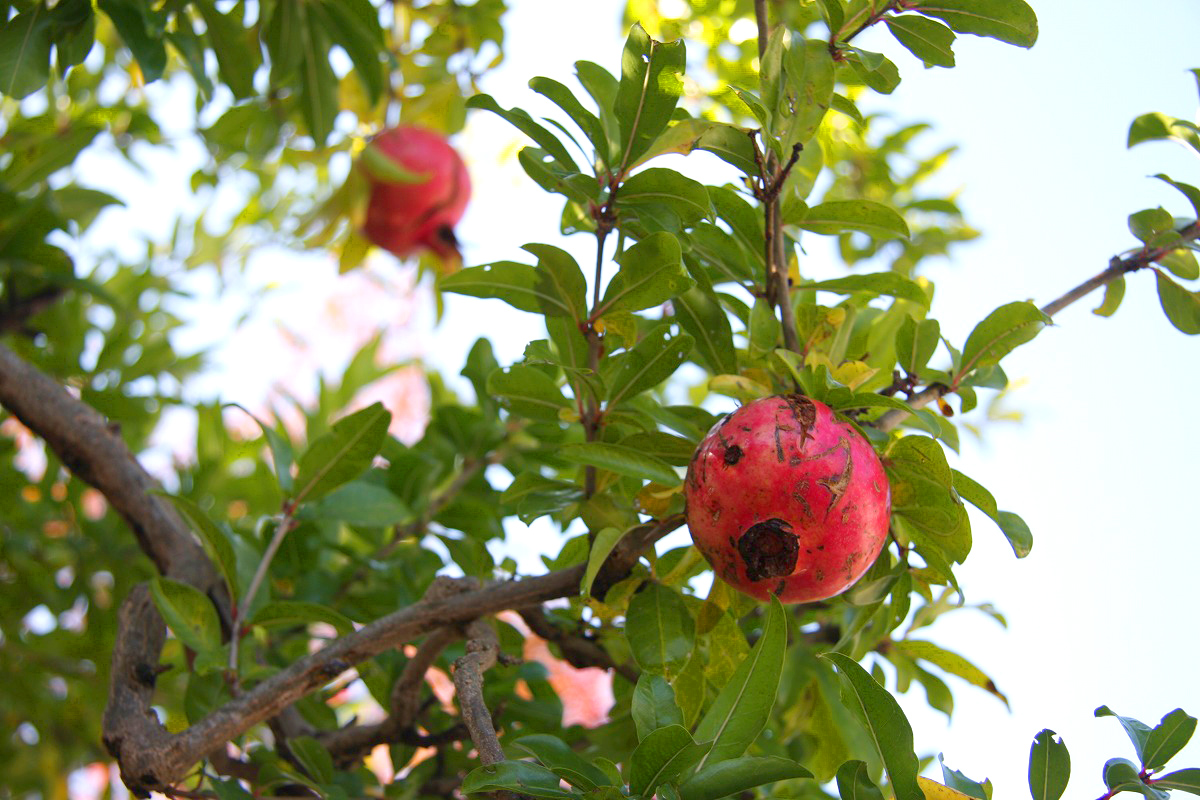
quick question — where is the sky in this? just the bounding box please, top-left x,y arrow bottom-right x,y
58,0 -> 1200,796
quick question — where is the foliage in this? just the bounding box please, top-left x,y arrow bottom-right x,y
0,1 -> 1197,799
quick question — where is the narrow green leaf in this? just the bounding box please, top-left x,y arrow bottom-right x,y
951,469 -> 1032,557
530,75 -> 610,167
846,48 -> 901,94
1143,709 -> 1198,772
316,0 -> 386,105
996,510 -> 1033,558
1156,768 -> 1200,795
97,0 -> 167,81
581,526 -> 624,598
916,0 -> 1038,47
625,582 -> 695,675
836,760 -> 884,800
673,287 -> 737,375
679,756 -> 813,800
894,639 -> 1008,707
958,301 -> 1049,376
598,232 -> 694,315
620,167 -> 713,227
819,0 -> 845,35
886,15 -> 956,67
193,0 -> 258,99
602,325 -> 694,407
896,316 -> 941,375
614,23 -> 686,170
822,652 -> 923,800
938,755 -> 990,800
295,5 -> 337,144
1096,706 -> 1155,764
159,494 -> 239,604
1104,758 -> 1169,800
694,597 -> 785,770
524,243 -> 589,322
250,600 -> 356,636
289,736 -> 334,785
462,760 -> 576,799
1155,269 -> 1200,334
1153,174 -> 1200,218
560,442 -> 679,485
0,5 -> 52,99
778,38 -> 835,151
799,272 -> 927,306
293,402 -> 392,504
513,734 -> 614,791
632,674 -> 685,740
1159,249 -> 1199,281
487,364 -> 571,421
629,725 -> 708,797
226,403 -> 294,492
1093,275 -> 1126,317
1129,113 -> 1200,153
466,94 -> 579,172
302,481 -> 410,528
149,577 -> 223,668
800,200 -> 910,240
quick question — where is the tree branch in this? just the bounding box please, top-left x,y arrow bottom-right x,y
0,343 -> 227,612
101,514 -> 684,794
452,617 -> 505,765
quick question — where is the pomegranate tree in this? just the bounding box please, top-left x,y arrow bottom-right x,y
361,125 -> 471,263
684,394 -> 891,603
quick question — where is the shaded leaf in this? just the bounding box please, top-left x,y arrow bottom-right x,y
673,287 -> 737,375
159,493 -> 239,604
886,15 -> 956,67
615,23 -> 686,170
625,582 -> 695,675
800,272 -> 927,306
487,364 -> 572,421
679,756 -> 812,800
1156,768 -> 1200,795
1155,269 -> 1200,334
800,200 -> 910,240
513,734 -> 613,791
630,725 -> 708,797
1094,276 -> 1126,317
581,526 -> 624,598
916,0 -> 1038,47
250,601 -> 355,636
1143,709 -> 1198,772
632,674 -> 685,740
894,639 -> 1008,707
560,442 -> 679,486
462,760 -> 575,799
149,577 -> 223,670
0,5 -> 52,99
293,403 -> 391,504
598,232 -> 694,315
958,301 -> 1049,376
836,760 -> 884,800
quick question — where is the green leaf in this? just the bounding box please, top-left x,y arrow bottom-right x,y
250,601 -> 356,636
289,736 -> 334,785
624,582 -> 695,675
915,0 -> 1038,47
193,0 -> 258,99
581,526 -> 624,598
1129,113 -> 1200,153
462,760 -> 576,799
693,597 -> 785,770
599,232 -> 694,315
302,481 -> 411,528
467,94 -> 579,172
1029,729 -> 1071,800
1153,174 -> 1200,218
620,167 -> 713,227
560,442 -> 680,485
996,510 -> 1033,558
442,261 -> 541,314
602,325 -> 694,407
632,674 -> 685,740
1156,768 -> 1200,795
1129,207 -> 1176,244
97,0 -> 167,81
679,756 -> 813,800
513,734 -> 614,791
487,364 -> 572,421
0,5 -> 52,99
149,577 -> 223,670
1093,276 -> 1126,317
524,243 -> 590,322
158,494 -> 239,604
822,652 -> 923,800
958,301 -> 1049,376
294,3 -> 337,144
530,75 -> 610,167
896,316 -> 941,375
886,15 -> 956,67
673,287 -> 737,375
293,402 -> 392,504
697,122 -> 760,176
1104,758 -> 1169,800
887,435 -> 970,563
1155,269 -> 1200,334
836,760 -> 884,800
502,472 -> 584,524
819,0 -> 846,34
316,0 -> 386,105
777,38 -> 835,151
1143,709 -> 1198,772
894,639 -> 1008,707
799,272 -> 928,306
1097,706 -> 1155,763
1159,249 -> 1199,281
846,48 -> 901,94
614,23 -> 686,170
630,725 -> 709,798
799,200 -> 910,240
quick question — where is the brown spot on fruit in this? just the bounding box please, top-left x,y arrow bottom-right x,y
737,518 -> 799,582
724,444 -> 743,465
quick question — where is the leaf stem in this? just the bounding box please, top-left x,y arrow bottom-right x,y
229,510 -> 298,682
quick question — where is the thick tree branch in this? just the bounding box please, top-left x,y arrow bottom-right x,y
102,514 -> 684,794
452,617 -> 505,765
0,343 -> 226,609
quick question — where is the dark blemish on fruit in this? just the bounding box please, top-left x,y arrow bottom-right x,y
724,444 -> 743,466
817,545 -> 825,551
816,439 -> 854,517
774,579 -> 787,596
737,518 -> 799,582
782,394 -> 817,448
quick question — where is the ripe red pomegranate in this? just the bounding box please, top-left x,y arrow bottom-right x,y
361,126 -> 470,264
684,394 -> 891,603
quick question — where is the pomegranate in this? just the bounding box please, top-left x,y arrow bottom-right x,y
361,126 -> 471,263
684,394 -> 891,603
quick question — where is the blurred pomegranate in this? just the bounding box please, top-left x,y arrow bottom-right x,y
361,126 -> 470,266
684,394 -> 891,603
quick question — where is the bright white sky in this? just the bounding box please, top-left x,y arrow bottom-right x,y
64,0 -> 1200,796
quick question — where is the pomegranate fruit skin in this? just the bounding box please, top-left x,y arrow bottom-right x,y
684,394 -> 891,603
362,126 -> 470,260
